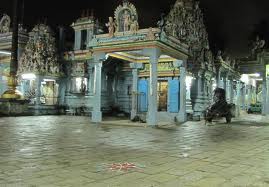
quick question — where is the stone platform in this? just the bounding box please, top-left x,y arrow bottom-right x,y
0,98 -> 29,116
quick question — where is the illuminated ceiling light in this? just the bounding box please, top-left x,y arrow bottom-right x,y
43,79 -> 55,82
0,50 -> 11,55
240,74 -> 249,84
21,73 -> 36,80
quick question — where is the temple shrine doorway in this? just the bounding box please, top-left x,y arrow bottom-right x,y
157,81 -> 168,111
101,57 -> 132,118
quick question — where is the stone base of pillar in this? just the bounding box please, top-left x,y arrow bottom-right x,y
176,113 -> 187,123
131,110 -> 137,120
147,113 -> 157,126
192,93 -> 210,120
92,111 -> 102,123
235,105 -> 240,117
186,99 -> 193,115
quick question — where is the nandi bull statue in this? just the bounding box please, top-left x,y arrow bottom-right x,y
204,88 -> 235,124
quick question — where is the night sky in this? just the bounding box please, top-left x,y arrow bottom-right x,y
1,0 -> 269,57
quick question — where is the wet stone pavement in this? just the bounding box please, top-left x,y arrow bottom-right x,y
0,115 -> 269,187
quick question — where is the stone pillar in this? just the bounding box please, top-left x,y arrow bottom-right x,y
242,84 -> 246,111
34,76 -> 42,115
58,78 -> 66,106
228,79 -> 232,102
65,77 -> 71,96
217,69 -> 222,88
178,65 -> 187,122
185,75 -> 193,114
265,77 -> 269,115
247,85 -> 252,108
236,81 -> 241,116
130,63 -> 143,120
191,70 -> 206,120
92,53 -> 105,123
197,75 -> 202,94
226,78 -> 233,103
230,80 -> 235,104
86,60 -> 93,95
87,29 -> 93,44
223,76 -> 227,94
65,62 -> 72,97
208,79 -> 213,102
35,76 -> 42,105
74,30 -> 81,50
143,48 -> 160,126
0,76 -> 3,95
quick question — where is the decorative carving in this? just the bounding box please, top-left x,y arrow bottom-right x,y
163,0 -> 187,40
106,17 -> 116,37
231,59 -> 236,69
114,1 -> 139,32
146,28 -> 156,40
216,50 -> 223,61
162,0 -> 213,71
0,14 -> 11,33
130,15 -> 139,34
122,10 -> 131,32
18,24 -> 60,75
157,13 -> 166,34
71,62 -> 85,76
251,36 -> 265,57
18,24 -> 27,33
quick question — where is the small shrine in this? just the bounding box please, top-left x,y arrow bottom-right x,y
18,24 -> 60,75
84,0 -> 190,124
17,24 -> 63,114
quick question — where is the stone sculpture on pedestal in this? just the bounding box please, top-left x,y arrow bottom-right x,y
0,14 -> 11,33
106,17 -> 116,37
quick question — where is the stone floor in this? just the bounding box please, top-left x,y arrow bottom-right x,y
0,114 -> 269,187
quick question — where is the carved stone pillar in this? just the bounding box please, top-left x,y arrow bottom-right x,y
57,78 -> 66,106
143,48 -> 160,126
247,85 -> 252,109
130,63 -> 143,120
34,75 -> 42,115
86,60 -> 94,95
178,64 -> 187,122
236,81 -> 242,116
65,62 -> 72,97
92,53 -> 105,123
223,76 -> 227,92
230,80 -> 234,103
191,69 -> 206,120
74,30 -> 81,50
86,29 -> 93,44
217,69 -> 222,88
265,77 -> 269,115
242,84 -> 247,111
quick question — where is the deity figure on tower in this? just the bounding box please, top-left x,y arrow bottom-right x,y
122,10 -> 131,32
106,17 -> 116,37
